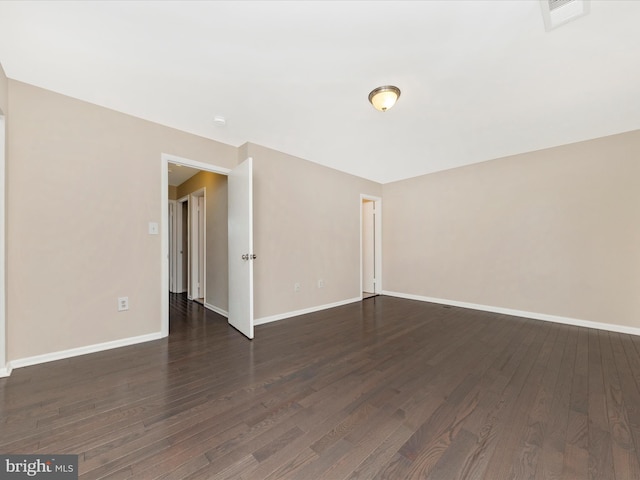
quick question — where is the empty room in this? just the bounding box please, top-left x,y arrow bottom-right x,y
0,1 -> 639,479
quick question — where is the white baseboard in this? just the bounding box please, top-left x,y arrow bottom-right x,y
7,331 -> 164,373
382,290 -> 640,336
0,364 -> 12,378
205,302 -> 228,318
255,297 -> 361,326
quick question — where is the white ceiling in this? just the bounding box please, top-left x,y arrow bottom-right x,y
168,163 -> 201,187
1,1 -> 639,184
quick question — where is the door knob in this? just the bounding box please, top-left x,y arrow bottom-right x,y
250,254 -> 257,260
242,254 -> 249,260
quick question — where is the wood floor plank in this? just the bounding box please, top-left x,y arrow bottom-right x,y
536,325 -> 578,479
562,327 -> 589,480
0,294 -> 637,479
475,320 -> 555,479
610,333 -> 640,470
588,328 -> 616,479
599,331 -> 640,479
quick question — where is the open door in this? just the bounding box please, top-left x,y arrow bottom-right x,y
228,157 -> 254,339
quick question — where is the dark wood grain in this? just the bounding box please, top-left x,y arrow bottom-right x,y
1,294 -> 639,479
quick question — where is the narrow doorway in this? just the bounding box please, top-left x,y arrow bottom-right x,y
361,195 -> 382,299
166,160 -> 230,329
179,199 -> 188,293
168,200 -> 175,292
191,189 -> 206,304
169,196 -> 189,294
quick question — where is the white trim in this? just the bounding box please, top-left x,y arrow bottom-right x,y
205,302 -> 228,318
382,290 -> 640,336
7,332 -> 163,371
0,364 -> 11,378
163,153 -> 232,176
161,153 -> 231,338
254,297 -> 361,326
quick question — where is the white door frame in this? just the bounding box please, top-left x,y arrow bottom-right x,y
161,153 -> 230,337
360,194 -> 382,297
168,200 -> 176,293
0,114 -> 6,376
176,196 -> 188,294
190,188 -> 206,301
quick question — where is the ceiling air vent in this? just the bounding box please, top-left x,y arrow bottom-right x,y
540,0 -> 590,31
549,0 -> 575,11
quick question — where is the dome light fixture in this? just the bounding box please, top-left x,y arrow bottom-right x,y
368,85 -> 401,112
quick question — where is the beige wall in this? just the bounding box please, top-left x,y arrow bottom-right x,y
383,130 -> 640,329
168,185 -> 177,200
175,171 -> 228,311
247,143 -> 382,320
7,80 -> 237,361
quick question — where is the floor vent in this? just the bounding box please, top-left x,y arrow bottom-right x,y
540,0 -> 590,31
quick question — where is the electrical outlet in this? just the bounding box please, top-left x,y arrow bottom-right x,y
294,282 -> 301,293
317,279 -> 324,288
118,297 -> 129,311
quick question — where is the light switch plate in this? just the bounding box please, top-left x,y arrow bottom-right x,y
148,222 -> 159,235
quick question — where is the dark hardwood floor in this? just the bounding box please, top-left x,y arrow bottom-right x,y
1,294 -> 640,479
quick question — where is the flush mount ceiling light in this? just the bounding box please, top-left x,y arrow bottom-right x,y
368,85 -> 401,112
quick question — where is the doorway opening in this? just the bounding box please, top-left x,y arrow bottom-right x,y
169,196 -> 189,294
168,169 -> 216,309
162,155 -> 231,337
361,195 -> 382,300
168,195 -> 190,296
162,153 -> 256,340
190,188 -> 206,304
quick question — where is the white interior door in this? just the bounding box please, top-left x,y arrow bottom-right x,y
198,195 -> 205,299
228,157 -> 254,339
168,201 -> 175,292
